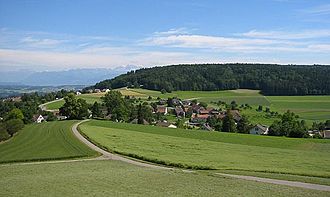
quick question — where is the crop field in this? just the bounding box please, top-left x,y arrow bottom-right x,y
1,160 -> 327,197
79,120 -> 330,180
0,121 -> 97,163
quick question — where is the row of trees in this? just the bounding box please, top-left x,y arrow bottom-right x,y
90,64 -> 330,96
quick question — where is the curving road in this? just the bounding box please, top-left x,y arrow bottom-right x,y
73,120 -> 330,192
72,120 -> 170,170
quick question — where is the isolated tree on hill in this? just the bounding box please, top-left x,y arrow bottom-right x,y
222,111 -> 236,132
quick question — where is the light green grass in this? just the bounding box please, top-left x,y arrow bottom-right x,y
80,120 -> 330,179
0,160 -> 328,197
0,121 -> 97,163
268,96 -> 330,121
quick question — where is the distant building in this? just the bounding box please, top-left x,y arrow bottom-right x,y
156,121 -> 177,128
130,118 -> 149,125
250,124 -> 269,135
33,115 -> 45,123
200,123 -> 213,131
156,106 -> 168,115
94,89 -> 101,93
76,91 -> 82,95
321,130 -> 330,139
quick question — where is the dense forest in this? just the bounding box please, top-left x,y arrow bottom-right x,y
89,64 -> 330,95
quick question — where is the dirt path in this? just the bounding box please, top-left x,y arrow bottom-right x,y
38,98 -> 63,112
216,173 -> 330,192
74,120 -> 330,191
72,120 -> 170,170
3,120 -> 329,192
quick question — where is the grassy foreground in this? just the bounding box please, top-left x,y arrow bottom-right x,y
79,120 -> 330,179
0,160 -> 328,197
0,121 -> 97,163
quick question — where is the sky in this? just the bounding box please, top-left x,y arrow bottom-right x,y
0,0 -> 330,71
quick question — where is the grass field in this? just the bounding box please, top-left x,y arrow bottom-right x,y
0,160 -> 328,197
79,120 -> 330,180
268,96 -> 330,121
0,121 -> 97,163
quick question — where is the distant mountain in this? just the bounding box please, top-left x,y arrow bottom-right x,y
0,66 -> 139,86
89,63 -> 330,96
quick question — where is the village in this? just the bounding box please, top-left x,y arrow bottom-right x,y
23,89 -> 330,139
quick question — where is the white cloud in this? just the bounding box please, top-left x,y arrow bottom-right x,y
240,29 -> 330,40
21,36 -> 64,47
153,27 -> 191,36
0,48 -> 199,70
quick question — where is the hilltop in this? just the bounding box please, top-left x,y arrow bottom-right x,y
88,64 -> 330,96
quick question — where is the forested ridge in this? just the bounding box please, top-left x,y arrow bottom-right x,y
90,64 -> 330,95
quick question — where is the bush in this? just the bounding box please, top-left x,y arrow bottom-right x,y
6,119 -> 24,136
0,123 -> 10,141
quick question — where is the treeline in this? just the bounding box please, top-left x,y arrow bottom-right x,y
89,64 -> 330,96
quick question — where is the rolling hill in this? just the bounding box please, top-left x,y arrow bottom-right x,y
89,64 -> 330,96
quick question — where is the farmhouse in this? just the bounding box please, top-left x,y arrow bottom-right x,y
250,124 -> 269,135
156,106 -> 168,115
321,130 -> 330,139
33,115 -> 45,123
175,106 -> 185,117
156,121 -> 177,128
76,91 -> 82,95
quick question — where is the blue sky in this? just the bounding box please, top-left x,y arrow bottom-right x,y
0,0 -> 330,71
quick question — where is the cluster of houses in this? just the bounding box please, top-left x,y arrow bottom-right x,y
153,98 -> 269,134
85,89 -> 110,94
307,129 -> 330,139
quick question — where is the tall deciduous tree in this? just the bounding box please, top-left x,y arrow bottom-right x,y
222,110 -> 236,132
60,94 -> 89,120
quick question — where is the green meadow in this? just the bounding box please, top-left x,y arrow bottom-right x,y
79,120 -> 330,180
1,160 -> 328,197
0,121 -> 98,163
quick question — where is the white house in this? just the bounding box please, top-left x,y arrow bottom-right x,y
250,124 -> 269,135
76,91 -> 82,95
33,115 -> 45,123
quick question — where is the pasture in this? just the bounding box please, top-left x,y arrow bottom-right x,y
79,120 -> 330,180
0,121 -> 97,163
0,160 -> 328,197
